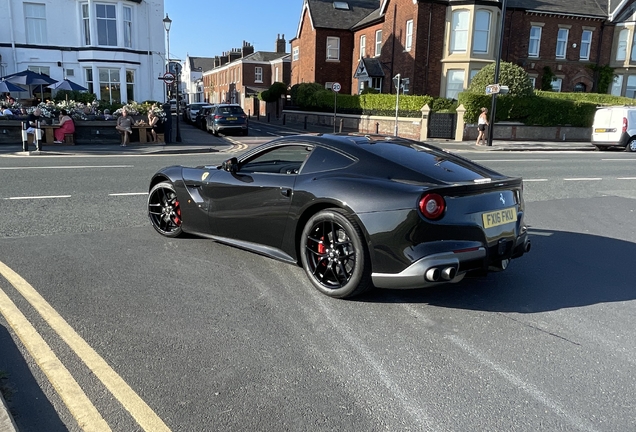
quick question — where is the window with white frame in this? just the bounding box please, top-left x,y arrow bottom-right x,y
360,35 -> 366,58
375,30 -> 382,56
327,36 -> 340,60
99,68 -> 121,103
528,76 -> 536,88
556,28 -> 569,59
445,69 -> 465,100
450,10 -> 468,53
611,74 -> 623,96
469,69 -> 480,83
580,30 -> 592,60
626,75 -> 636,98
473,10 -> 491,54
275,66 -> 279,83
126,70 -> 135,102
405,20 -> 413,51
528,25 -> 542,58
551,77 -> 562,92
24,3 -> 47,44
123,6 -> 132,48
81,3 -> 90,45
371,77 -> 382,92
631,32 -> 636,61
255,67 -> 263,83
28,65 -> 50,76
85,68 -> 94,93
96,4 -> 117,46
617,28 -> 628,61
293,46 -> 299,61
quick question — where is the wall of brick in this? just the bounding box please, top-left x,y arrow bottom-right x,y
290,10 -> 316,86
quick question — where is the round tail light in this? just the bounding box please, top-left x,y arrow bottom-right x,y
419,193 -> 445,220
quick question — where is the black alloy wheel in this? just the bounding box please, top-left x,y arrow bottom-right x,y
300,209 -> 371,298
148,181 -> 183,237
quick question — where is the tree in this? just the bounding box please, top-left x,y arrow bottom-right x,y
259,82 -> 288,103
467,61 -> 534,97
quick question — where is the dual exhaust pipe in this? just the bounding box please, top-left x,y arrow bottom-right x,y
425,266 -> 457,282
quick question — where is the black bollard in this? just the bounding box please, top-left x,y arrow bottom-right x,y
375,122 -> 380,134
22,121 -> 28,152
267,113 -> 270,123
282,114 -> 286,125
304,116 -> 308,130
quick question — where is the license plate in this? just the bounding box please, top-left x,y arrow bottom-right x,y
482,207 -> 517,228
227,117 -> 237,121
594,128 -> 614,133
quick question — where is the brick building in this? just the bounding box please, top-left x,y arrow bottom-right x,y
291,0 -> 636,98
201,35 -> 290,108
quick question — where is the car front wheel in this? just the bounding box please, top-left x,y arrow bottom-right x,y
148,181 -> 183,237
300,209 -> 371,298
626,138 -> 636,152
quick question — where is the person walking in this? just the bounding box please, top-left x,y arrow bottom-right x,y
476,107 -> 489,146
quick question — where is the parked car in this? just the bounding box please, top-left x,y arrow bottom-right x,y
186,103 -> 212,124
591,106 -> 636,151
169,99 -> 177,113
147,133 -> 531,299
195,106 -> 215,130
206,104 -> 248,136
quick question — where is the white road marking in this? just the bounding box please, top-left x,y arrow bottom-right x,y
601,158 -> 636,161
563,178 -> 602,181
266,132 -> 280,136
617,177 -> 636,180
472,159 -> 551,162
523,178 -> 549,182
0,260 -> 171,431
0,165 -> 133,170
6,195 -> 71,200
108,192 -> 148,196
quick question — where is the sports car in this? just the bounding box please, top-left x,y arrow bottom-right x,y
147,134 -> 531,299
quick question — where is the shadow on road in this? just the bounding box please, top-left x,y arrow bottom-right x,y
362,229 -> 636,312
0,323 -> 67,431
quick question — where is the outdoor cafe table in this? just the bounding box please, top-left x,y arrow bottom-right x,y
40,124 -> 60,143
132,124 -> 150,143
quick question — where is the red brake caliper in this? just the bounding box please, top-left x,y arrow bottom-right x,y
317,236 -> 325,254
173,200 -> 181,225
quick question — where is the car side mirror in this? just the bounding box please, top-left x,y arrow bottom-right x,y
222,157 -> 238,173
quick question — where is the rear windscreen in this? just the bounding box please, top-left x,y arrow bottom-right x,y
362,142 -> 496,182
218,106 -> 244,115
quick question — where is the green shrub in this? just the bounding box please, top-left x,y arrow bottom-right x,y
259,82 -> 288,103
53,90 -> 96,104
467,61 -> 533,97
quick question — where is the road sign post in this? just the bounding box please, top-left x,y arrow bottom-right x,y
332,82 -> 341,133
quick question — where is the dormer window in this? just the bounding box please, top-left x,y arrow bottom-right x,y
333,1 -> 349,10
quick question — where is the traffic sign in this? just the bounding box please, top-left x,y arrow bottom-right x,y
332,82 -> 341,92
163,72 -> 175,84
485,84 -> 501,95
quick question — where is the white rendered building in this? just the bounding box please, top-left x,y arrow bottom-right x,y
0,0 -> 166,103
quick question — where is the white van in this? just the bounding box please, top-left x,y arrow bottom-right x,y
591,106 -> 636,152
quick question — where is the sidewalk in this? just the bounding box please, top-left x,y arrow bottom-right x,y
0,117 -> 597,156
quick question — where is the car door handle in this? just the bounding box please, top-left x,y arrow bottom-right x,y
280,187 -> 291,197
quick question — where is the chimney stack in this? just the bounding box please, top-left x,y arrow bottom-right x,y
242,40 -> 255,57
276,34 -> 286,53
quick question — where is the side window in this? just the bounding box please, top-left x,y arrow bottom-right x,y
240,145 -> 313,174
301,146 -> 356,174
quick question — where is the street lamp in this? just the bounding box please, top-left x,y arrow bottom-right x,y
162,13 -> 181,142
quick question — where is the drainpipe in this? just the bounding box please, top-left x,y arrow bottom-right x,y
146,0 -> 153,101
425,5 -> 431,95
7,0 -> 18,71
593,21 -> 606,93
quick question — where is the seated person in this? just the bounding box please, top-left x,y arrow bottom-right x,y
54,109 -> 75,143
147,111 -> 159,142
103,109 -> 114,120
1,105 -> 13,117
25,108 -> 42,150
115,109 -> 133,146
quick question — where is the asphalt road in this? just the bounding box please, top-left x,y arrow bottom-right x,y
0,149 -> 635,431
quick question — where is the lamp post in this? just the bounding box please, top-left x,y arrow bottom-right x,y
163,14 -> 181,142
487,0 -> 508,147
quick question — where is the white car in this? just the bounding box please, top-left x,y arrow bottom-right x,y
591,106 -> 636,152
169,100 -> 177,113
186,103 -> 212,124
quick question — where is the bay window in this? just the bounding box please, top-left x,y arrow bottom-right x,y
450,10 -> 469,53
472,10 -> 491,54
445,69 -> 465,100
96,4 -> 117,46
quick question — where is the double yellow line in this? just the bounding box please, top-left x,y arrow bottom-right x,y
0,260 -> 171,431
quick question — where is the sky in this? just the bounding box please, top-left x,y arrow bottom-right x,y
163,0 -> 304,61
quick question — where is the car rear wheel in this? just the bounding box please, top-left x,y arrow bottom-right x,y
300,209 -> 371,298
148,181 -> 183,237
626,138 -> 636,152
